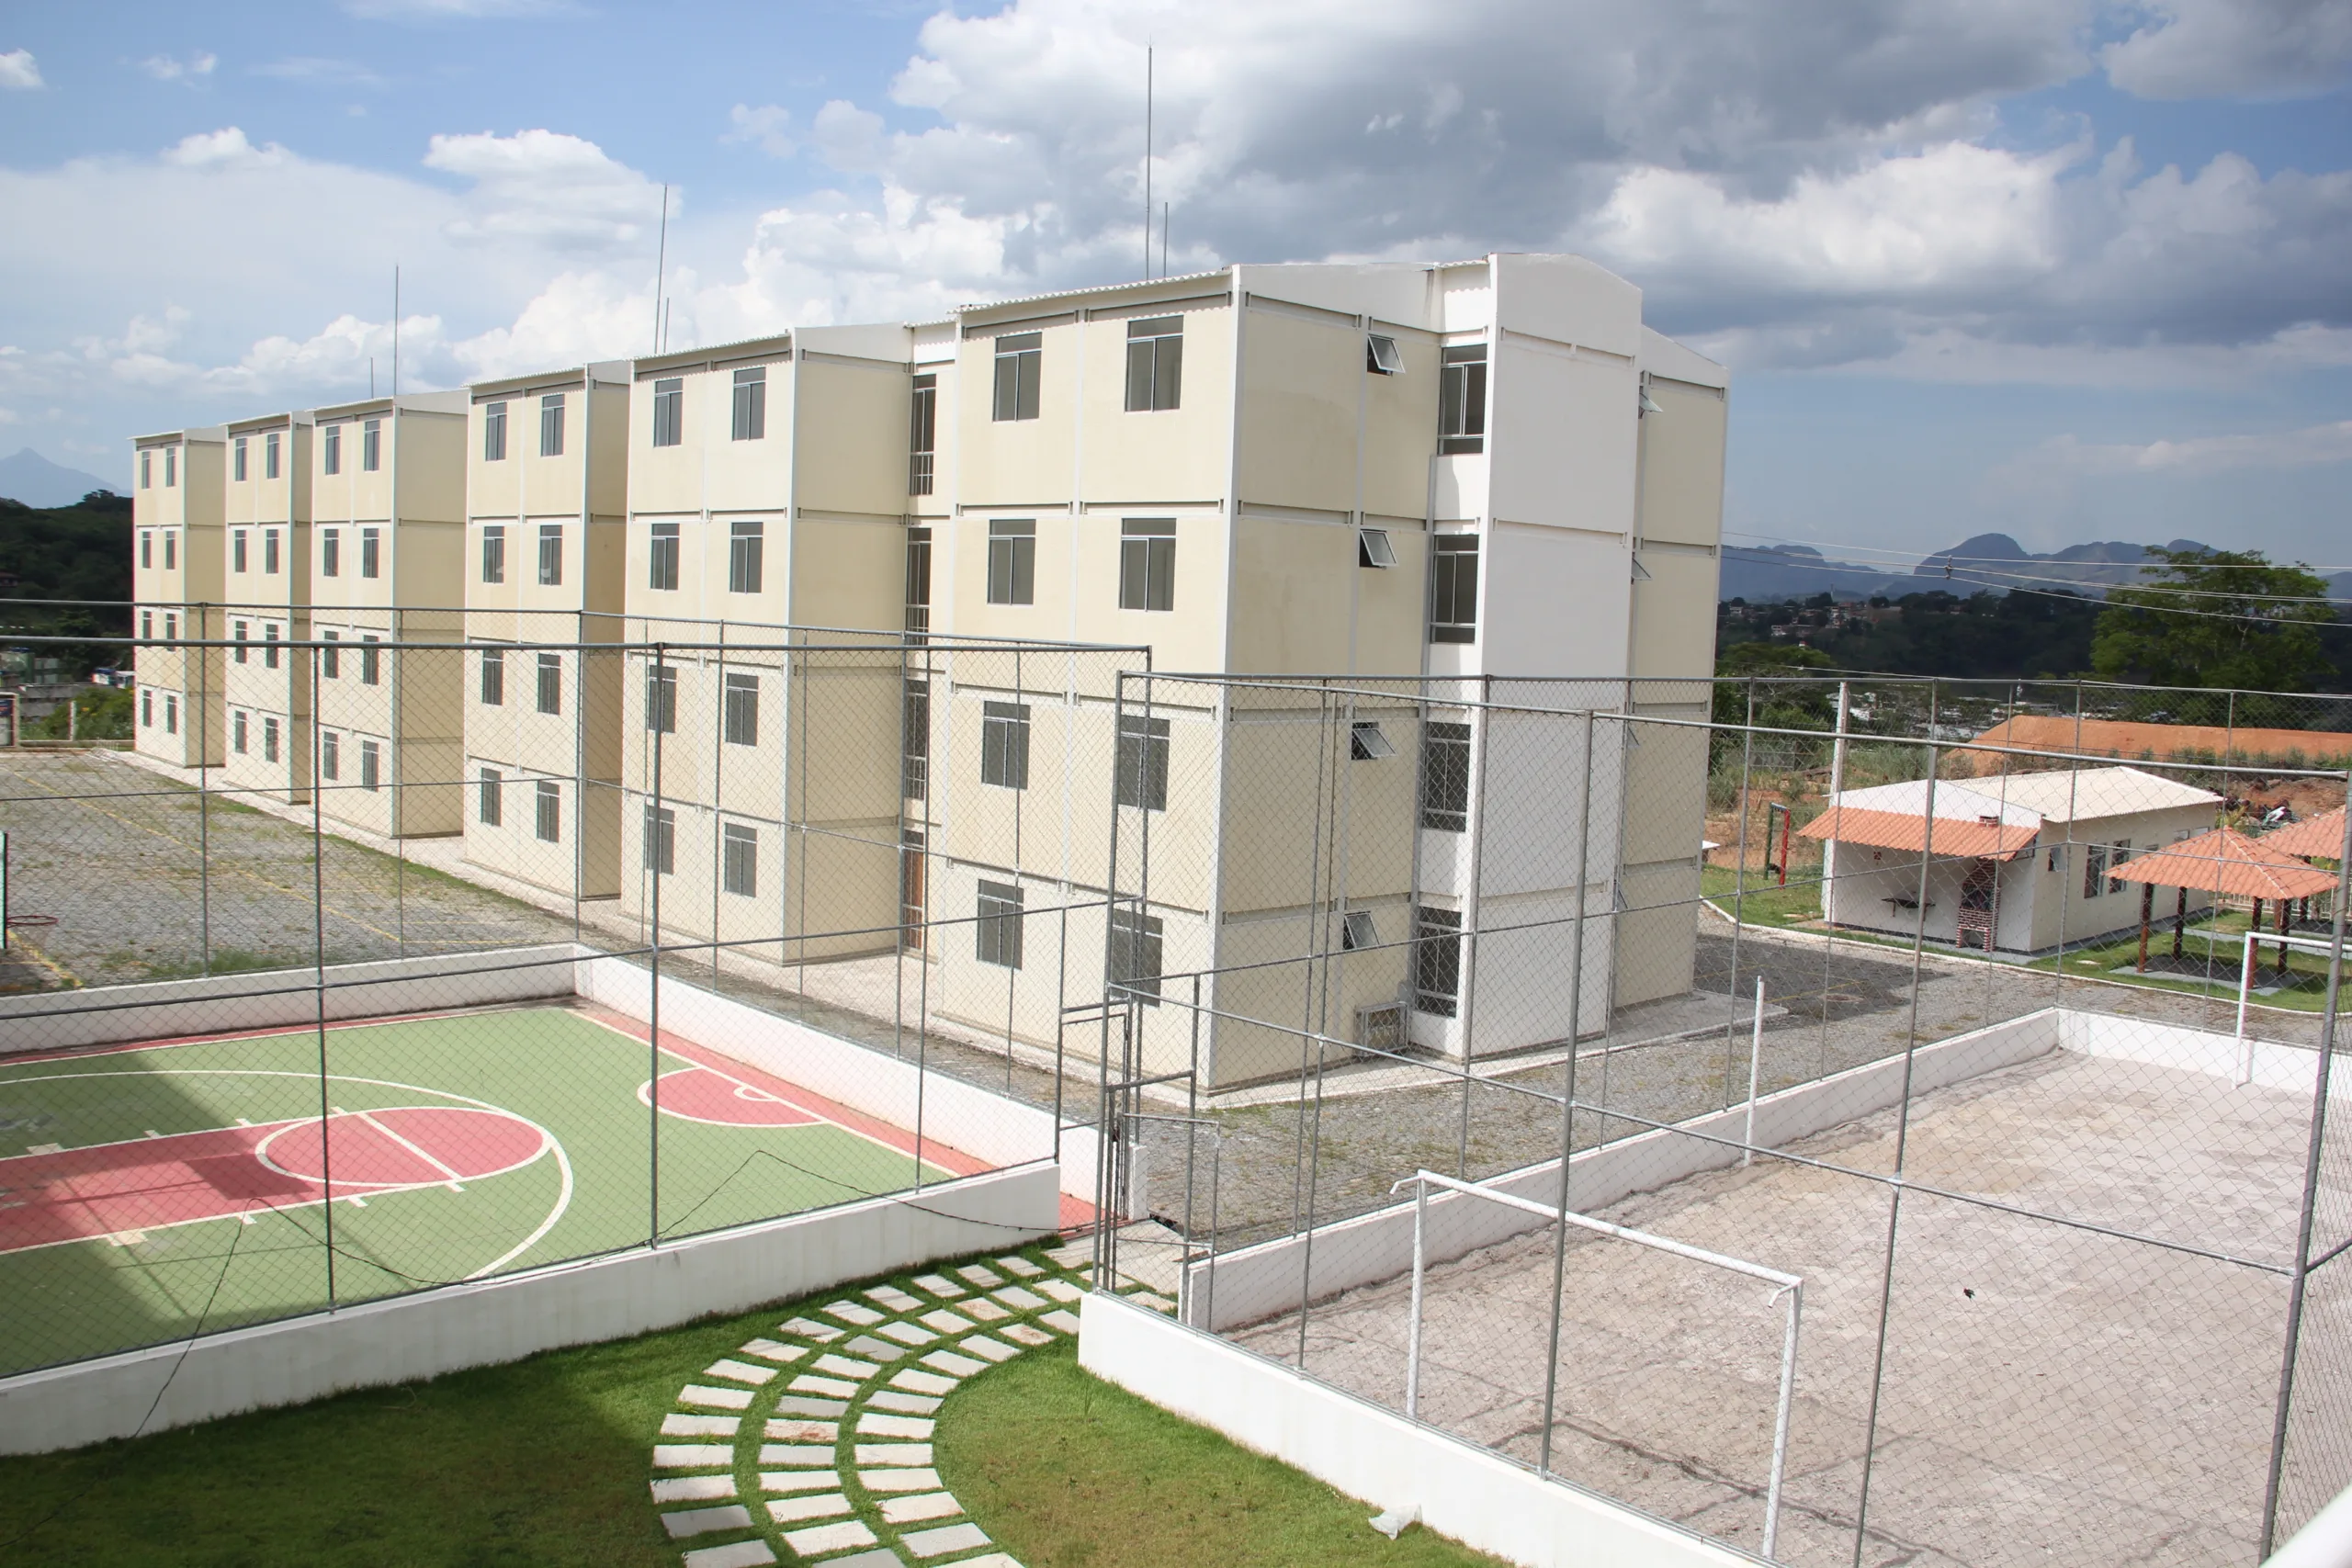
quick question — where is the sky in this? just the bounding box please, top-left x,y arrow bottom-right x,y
1,0 -> 2348,565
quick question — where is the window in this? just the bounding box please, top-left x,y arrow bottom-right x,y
483,400 -> 508,462
1116,714 -> 1170,811
2107,842 -> 2132,897
977,880 -> 1024,969
141,609 -> 153,640
141,690 -> 153,727
1108,907 -> 1163,1005
361,418 -> 381,472
141,531 -> 153,570
909,373 -> 936,494
1350,721 -> 1396,761
164,531 -> 175,570
141,450 -> 152,489
481,647 -> 505,705
233,530 -> 249,574
360,634 -> 380,686
1420,720 -> 1472,831
648,523 -> 680,592
1366,333 -> 1404,375
321,629 -> 341,679
904,527 -> 933,641
723,671 -> 759,746
537,524 -> 563,586
539,393 -> 565,457
2081,843 -> 2107,900
651,378 -> 684,448
1413,907 -> 1463,1016
323,424 -> 341,476
233,710 -> 248,753
722,822 -> 758,897
1440,344 -> 1487,454
262,715 -> 280,763
642,805 -> 675,874
1430,535 -> 1478,643
991,332 -> 1041,422
1125,316 -> 1182,412
233,620 -> 250,663
535,779 -> 561,842
165,446 -> 176,487
164,694 -> 177,734
481,524 -> 505,584
479,768 -> 503,827
718,520 -> 764,594
322,528 -> 341,578
645,663 -> 676,734
732,367 -> 766,441
1119,517 -> 1176,612
321,730 -> 340,781
359,739 -> 380,792
264,624 -> 280,670
164,611 -> 177,640
902,678 -> 929,798
536,651 -> 561,715
980,700 -> 1030,789
986,519 -> 1035,605
233,436 -> 248,482
360,527 -> 379,580
264,431 -> 281,479
1340,909 -> 1378,951
264,528 -> 280,576
1359,527 -> 1396,569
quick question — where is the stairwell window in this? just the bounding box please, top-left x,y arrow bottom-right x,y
909,373 -> 936,494
1108,907 -> 1163,1005
992,333 -> 1041,422
902,679 -> 929,799
1419,720 -> 1471,832
481,524 -> 505,585
537,524 -> 563,587
723,671 -> 760,746
986,519 -> 1035,605
536,652 -> 561,715
980,700 -> 1030,790
729,521 -> 763,593
1413,907 -> 1463,1016
483,401 -> 507,462
535,779 -> 560,842
977,880 -> 1024,969
539,393 -> 565,457
651,378 -> 684,448
731,367 -> 766,441
1119,518 -> 1176,612
1430,535 -> 1478,643
904,526 -> 932,641
1440,344 -> 1487,454
323,424 -> 342,476
1116,714 -> 1170,811
648,523 -> 680,592
722,822 -> 758,897
321,528 -> 341,579
361,418 -> 381,472
1125,316 -> 1182,412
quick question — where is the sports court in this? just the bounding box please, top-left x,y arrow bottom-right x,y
0,1002 -> 981,1377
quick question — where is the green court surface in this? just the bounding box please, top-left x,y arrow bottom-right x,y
0,1005 -> 962,1378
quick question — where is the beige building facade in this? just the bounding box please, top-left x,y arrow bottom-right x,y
131,427 -> 228,767
218,412 -> 314,802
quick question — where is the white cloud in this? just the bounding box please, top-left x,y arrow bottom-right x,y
2102,0 -> 2352,100
139,51 -> 219,83
160,127 -> 288,169
0,48 -> 41,89
424,128 -> 665,250
2000,420 -> 2352,483
254,58 -> 384,88
724,104 -> 796,159
450,271 -> 651,380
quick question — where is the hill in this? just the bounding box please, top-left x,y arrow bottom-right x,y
0,448 -> 117,509
1721,534 -> 2218,604
0,491 -> 133,623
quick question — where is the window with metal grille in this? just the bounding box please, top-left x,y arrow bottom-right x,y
987,519 -> 1035,605
732,367 -> 766,441
359,739 -> 380,792
1116,714 -> 1169,810
992,332 -> 1040,422
361,417 -> 382,472
648,523 -> 680,591
642,805 -> 675,874
483,400 -> 507,462
723,671 -> 759,746
977,880 -> 1024,969
536,651 -> 561,715
537,524 -> 562,586
481,648 -> 504,705
1420,720 -> 1472,831
980,700 -> 1030,790
1125,316 -> 1182,412
902,678 -> 929,799
479,768 -> 503,826
361,527 -> 379,580
1430,535 -> 1478,643
1413,907 -> 1462,1016
652,378 -> 684,448
539,393 -> 565,457
909,373 -> 936,493
1119,517 -> 1175,612
321,528 -> 341,579
904,527 -> 932,641
1440,344 -> 1487,454
535,779 -> 560,842
644,663 -> 676,734
722,822 -> 758,897
729,521 -> 763,594
1108,907 -> 1163,1005
323,424 -> 341,476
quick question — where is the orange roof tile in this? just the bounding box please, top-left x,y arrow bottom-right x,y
1797,807 -> 2038,860
2107,827 -> 2337,899
2257,807 -> 2347,862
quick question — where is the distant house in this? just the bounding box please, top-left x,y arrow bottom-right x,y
1801,766 -> 2224,953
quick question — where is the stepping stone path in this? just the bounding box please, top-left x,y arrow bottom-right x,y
649,1241 -> 1165,1567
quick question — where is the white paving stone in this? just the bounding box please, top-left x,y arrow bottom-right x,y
1126,1291 -> 1176,1313
865,1285 -> 923,1312
957,1336 -> 1021,1363
890,1369 -> 959,1396
1035,1279 -> 1081,1303
662,1504 -> 754,1539
677,1383 -> 755,1410
739,1337 -> 807,1363
788,1374 -> 861,1398
704,1358 -> 778,1385
652,1444 -> 735,1469
661,1414 -> 741,1438
1044,1242 -> 1091,1268
763,1417 -> 838,1442
868,1390 -> 943,1416
858,1467 -> 942,1493
650,1475 -> 738,1504
1000,1323 -> 1054,1348
918,1350 -> 986,1378
780,1316 -> 843,1342
820,1301 -> 886,1326
857,1412 -> 935,1438
842,1334 -> 909,1361
813,1353 -> 882,1380
875,1320 -> 938,1347
758,1443 -> 836,1467
995,1255 -> 1045,1278
765,1492 -> 853,1523
917,1309 -> 977,1334
991,1286 -> 1047,1311
954,1264 -> 1005,1288
1040,1310 -> 1081,1335
911,1273 -> 965,1298
961,1297 -> 1012,1322
879,1492 -> 966,1525
681,1542 -> 776,1568
854,1442 -> 934,1466
822,1552 -> 910,1568
773,1394 -> 850,1417
782,1519 -> 878,1556
900,1521 -> 991,1558
955,1556 -> 1027,1568
760,1471 -> 842,1494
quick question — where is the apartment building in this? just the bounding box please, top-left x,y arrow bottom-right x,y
459,363 -> 630,898
308,391 -> 470,837
130,426 -> 228,767
219,412 -> 314,802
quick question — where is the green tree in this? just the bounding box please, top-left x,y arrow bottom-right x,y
2092,547 -> 2336,720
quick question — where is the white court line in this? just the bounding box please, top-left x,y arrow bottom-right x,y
354,1107 -> 469,1191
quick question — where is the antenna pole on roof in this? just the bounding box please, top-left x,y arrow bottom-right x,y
652,183 -> 670,354
1162,201 -> 1170,279
1143,45 -> 1153,279
391,265 -> 400,400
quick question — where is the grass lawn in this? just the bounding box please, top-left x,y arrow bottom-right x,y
935,1338 -> 1509,1567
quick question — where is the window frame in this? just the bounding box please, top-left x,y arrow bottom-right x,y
321,527 -> 341,579
1358,527 -> 1397,569
909,373 -> 937,494
321,729 -> 340,781
534,778 -> 561,843
483,400 -> 508,463
1430,534 -> 1479,643
641,804 -> 676,875
481,647 -> 505,706
651,377 -> 684,449
321,629 -> 341,681
644,662 -> 678,735
729,520 -> 763,594
481,523 -> 505,584
1419,719 -> 1472,832
265,431 -> 281,480
360,526 -> 380,581
991,332 -> 1042,422
977,879 -> 1025,969
979,699 -> 1031,790
722,821 -> 759,897
359,739 -> 380,793
1439,344 -> 1488,455
1116,713 -> 1170,811
648,522 -> 680,592
361,417 -> 382,472
1124,315 -> 1182,412
322,423 -> 341,476
478,767 -> 503,827
1108,906 -> 1163,1006
1413,906 -> 1463,1016
722,670 -> 760,747
538,393 -> 566,457
986,518 -> 1035,606
536,651 -> 562,716
537,524 -> 563,587
731,367 -> 766,442
1118,517 -> 1176,613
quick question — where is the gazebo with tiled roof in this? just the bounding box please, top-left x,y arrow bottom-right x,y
2108,826 -> 2337,973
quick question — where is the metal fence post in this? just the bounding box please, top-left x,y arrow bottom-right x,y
648,642 -> 664,1247
310,638 -> 334,1307
1538,707 -> 1598,1475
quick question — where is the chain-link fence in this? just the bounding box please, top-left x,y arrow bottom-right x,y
1092,671 -> 2352,1566
0,615 -> 1148,1382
